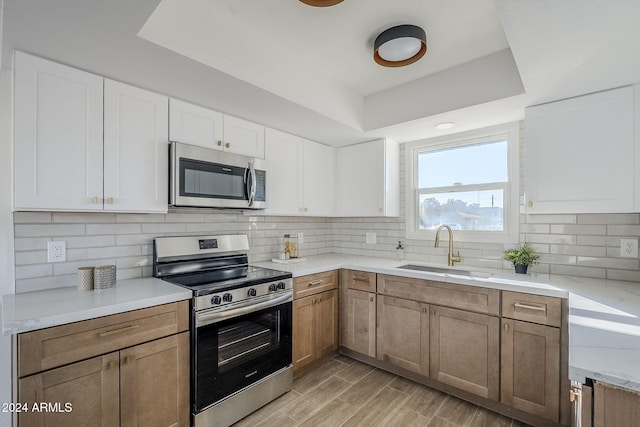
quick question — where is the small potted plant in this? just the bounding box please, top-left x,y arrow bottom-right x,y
503,242 -> 540,274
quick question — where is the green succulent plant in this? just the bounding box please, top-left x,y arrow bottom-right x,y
503,242 -> 540,267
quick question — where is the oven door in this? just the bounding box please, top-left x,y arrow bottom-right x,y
170,142 -> 266,209
193,294 -> 292,413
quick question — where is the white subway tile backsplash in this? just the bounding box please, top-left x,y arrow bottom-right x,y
578,214 -> 640,225
549,224 -> 607,235
549,244 -> 607,257
525,214 -> 577,224
13,210 -> 333,292
86,223 -> 141,235
576,256 -> 639,270
15,264 -> 53,280
53,213 -> 116,223
15,224 -> 84,237
607,225 -> 640,236
13,212 -> 52,223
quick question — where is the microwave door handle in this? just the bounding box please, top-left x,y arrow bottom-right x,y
247,161 -> 257,207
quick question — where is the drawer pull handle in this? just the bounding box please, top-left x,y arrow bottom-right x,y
99,324 -> 140,337
308,279 -> 324,286
505,323 -> 509,331
353,277 -> 370,282
369,296 -> 374,302
514,303 -> 546,312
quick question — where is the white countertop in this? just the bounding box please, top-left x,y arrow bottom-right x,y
256,254 -> 640,393
4,254 -> 640,393
1,277 -> 192,335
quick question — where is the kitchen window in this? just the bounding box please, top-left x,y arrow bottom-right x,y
405,122 -> 520,243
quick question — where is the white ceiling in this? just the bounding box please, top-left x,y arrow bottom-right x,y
3,0 -> 640,146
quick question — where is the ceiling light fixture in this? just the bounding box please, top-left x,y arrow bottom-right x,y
299,0 -> 343,6
374,24 -> 427,67
434,122 -> 455,130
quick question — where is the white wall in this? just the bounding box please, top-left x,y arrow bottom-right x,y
0,55 -> 17,427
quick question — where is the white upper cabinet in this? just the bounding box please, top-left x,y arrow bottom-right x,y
524,86 -> 635,213
264,128 -> 301,215
264,128 -> 335,216
14,51 -> 104,211
14,52 -> 168,212
302,138 -> 335,216
169,98 -> 223,150
103,79 -> 168,213
336,139 -> 399,217
169,98 -> 265,158
223,115 -> 265,159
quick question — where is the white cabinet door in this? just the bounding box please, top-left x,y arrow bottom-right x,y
264,128 -> 301,215
336,139 -> 399,217
302,138 -> 335,216
168,98 -> 223,150
103,80 -> 168,213
14,51 -> 104,211
525,86 -> 635,213
223,115 -> 265,159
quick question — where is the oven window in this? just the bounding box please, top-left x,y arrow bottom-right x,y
218,313 -> 280,372
180,158 -> 246,199
194,301 -> 292,412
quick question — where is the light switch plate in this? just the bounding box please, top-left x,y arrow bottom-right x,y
298,233 -> 303,244
365,232 -> 376,244
621,238 -> 638,258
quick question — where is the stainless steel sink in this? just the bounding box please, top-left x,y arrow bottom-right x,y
398,264 -> 493,279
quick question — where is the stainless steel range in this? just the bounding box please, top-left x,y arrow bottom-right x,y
153,234 -> 293,427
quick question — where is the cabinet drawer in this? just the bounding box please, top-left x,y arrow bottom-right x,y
293,270 -> 338,299
377,274 -> 500,316
342,269 -> 376,292
502,291 -> 561,327
18,301 -> 189,377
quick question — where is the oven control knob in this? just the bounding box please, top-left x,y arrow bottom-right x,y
211,295 -> 222,305
268,283 -> 277,292
248,288 -> 257,297
222,293 -> 233,302
277,282 -> 286,290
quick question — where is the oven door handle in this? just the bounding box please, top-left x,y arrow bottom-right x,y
196,293 -> 292,327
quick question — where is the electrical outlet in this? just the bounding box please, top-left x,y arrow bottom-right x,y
620,238 -> 638,258
298,233 -> 303,244
365,232 -> 377,244
47,241 -> 66,262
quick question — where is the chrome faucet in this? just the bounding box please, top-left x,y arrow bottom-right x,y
434,224 -> 462,267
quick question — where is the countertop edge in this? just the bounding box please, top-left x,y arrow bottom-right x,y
2,277 -> 192,335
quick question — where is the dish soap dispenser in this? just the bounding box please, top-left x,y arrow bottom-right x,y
396,240 -> 404,261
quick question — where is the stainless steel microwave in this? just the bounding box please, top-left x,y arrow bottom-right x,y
170,142 -> 266,209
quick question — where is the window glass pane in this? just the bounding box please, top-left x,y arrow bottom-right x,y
417,140 -> 507,188
418,189 -> 504,231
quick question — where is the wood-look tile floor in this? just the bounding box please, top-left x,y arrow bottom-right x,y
233,355 -> 532,427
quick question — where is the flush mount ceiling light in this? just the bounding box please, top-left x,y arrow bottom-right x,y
299,0 -> 343,6
434,122 -> 455,130
374,24 -> 427,67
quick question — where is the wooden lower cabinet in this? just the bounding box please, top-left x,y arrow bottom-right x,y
593,382 -> 640,427
17,302 -> 190,427
430,305 -> 500,401
376,295 -> 428,376
501,319 -> 560,421
120,332 -> 190,427
19,332 -> 189,427
293,289 -> 338,374
342,289 -> 376,357
19,353 -> 120,427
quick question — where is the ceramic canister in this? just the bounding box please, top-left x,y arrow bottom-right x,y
77,266 -> 94,291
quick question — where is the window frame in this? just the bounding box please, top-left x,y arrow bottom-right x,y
405,122 -> 520,244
